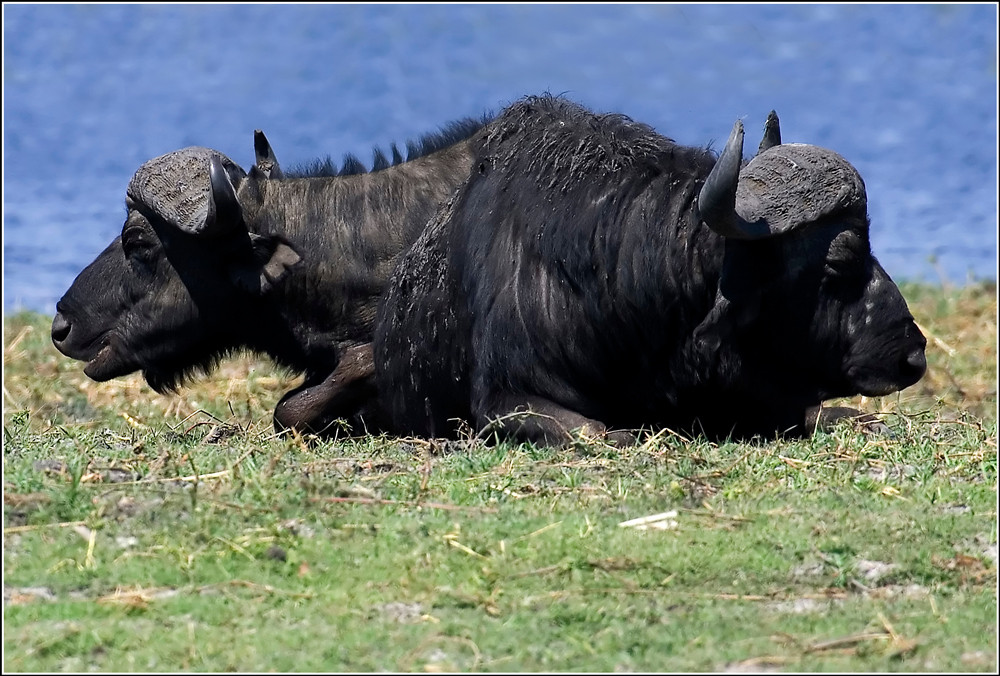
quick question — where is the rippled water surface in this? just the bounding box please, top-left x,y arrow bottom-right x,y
3,3 -> 997,314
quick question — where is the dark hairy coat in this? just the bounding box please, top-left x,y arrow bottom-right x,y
372,95 -> 927,444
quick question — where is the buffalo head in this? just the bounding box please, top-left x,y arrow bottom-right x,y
51,144 -> 300,392
694,116 -> 926,412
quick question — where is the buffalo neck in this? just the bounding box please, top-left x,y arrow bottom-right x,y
245,138 -> 477,375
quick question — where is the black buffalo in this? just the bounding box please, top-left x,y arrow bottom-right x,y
50,118 -> 487,434
371,95 -> 927,445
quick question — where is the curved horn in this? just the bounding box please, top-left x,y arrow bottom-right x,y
757,110 -> 781,155
698,120 -> 770,240
205,156 -> 245,237
127,146 -> 247,236
253,129 -> 283,179
700,115 -> 866,240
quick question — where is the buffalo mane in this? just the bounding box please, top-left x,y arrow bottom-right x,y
286,114 -> 493,178
484,95 -> 681,185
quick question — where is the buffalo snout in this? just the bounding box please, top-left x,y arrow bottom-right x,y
51,312 -> 71,345
899,328 -> 928,387
50,310 -> 92,363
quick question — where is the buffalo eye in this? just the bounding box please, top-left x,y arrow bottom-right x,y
121,219 -> 159,272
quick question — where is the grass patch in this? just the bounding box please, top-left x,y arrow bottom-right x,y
3,282 -> 996,671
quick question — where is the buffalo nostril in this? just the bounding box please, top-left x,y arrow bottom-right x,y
51,313 -> 71,343
905,348 -> 926,375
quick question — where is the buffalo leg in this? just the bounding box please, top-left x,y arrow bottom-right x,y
476,394 -> 635,447
805,405 -> 893,436
273,343 -> 376,437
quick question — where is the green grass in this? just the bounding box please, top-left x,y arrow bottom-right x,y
3,281 -> 996,671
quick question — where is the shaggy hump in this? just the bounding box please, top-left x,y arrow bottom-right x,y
483,95 -> 680,185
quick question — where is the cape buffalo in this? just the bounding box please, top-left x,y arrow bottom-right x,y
372,95 -> 927,445
50,118 -> 488,434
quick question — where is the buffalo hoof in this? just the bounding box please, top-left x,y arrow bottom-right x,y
807,405 -> 895,438
604,429 -> 639,447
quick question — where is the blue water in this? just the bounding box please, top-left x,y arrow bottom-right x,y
3,3 -> 997,315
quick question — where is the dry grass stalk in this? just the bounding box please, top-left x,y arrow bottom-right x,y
310,495 -> 499,513
804,631 -> 890,653
445,537 -> 489,560
3,520 -> 86,535
515,521 -> 563,540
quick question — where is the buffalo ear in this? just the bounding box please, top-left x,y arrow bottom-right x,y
258,238 -> 302,292
228,234 -> 302,295
692,301 -> 726,355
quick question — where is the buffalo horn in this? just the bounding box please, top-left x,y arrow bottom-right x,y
757,110 -> 781,154
127,146 -> 247,236
254,129 -> 283,179
700,115 -> 868,240
698,120 -> 770,240
204,156 -> 245,238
